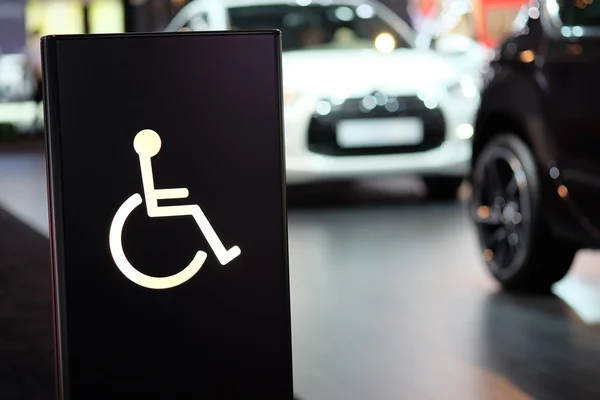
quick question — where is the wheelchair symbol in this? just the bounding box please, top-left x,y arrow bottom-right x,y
109,129 -> 241,290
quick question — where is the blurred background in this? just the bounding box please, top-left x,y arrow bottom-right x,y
3,0 -> 600,399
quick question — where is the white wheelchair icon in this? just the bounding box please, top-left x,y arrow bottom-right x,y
109,129 -> 241,290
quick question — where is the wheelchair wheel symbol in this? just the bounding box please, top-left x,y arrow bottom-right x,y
108,129 -> 241,290
109,193 -> 207,289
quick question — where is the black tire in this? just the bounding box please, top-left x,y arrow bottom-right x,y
424,176 -> 463,199
470,133 -> 577,293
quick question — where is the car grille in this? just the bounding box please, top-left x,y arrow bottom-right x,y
307,94 -> 445,156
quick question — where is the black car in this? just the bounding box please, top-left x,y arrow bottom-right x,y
469,0 -> 600,292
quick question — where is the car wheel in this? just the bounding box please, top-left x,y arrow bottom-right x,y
424,176 -> 463,199
471,133 -> 577,293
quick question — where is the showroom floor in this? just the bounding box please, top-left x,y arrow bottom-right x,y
3,144 -> 600,399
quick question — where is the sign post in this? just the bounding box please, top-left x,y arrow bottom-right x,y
42,31 -> 293,399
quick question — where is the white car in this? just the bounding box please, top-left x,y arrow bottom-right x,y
0,53 -> 35,102
166,0 -> 480,196
0,53 -> 40,133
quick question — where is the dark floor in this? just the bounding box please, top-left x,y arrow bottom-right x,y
0,207 -> 54,399
3,146 -> 600,399
288,184 -> 600,400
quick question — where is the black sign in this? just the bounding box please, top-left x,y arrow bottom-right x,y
42,31 -> 292,399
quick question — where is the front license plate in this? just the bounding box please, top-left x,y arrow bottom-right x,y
337,117 -> 424,148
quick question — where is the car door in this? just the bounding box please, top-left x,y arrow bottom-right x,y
542,0 -> 600,229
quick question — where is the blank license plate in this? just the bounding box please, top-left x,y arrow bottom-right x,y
337,118 -> 424,148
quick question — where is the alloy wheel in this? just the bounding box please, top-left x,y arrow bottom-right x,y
472,146 -> 531,279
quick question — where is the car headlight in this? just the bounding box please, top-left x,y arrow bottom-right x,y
447,76 -> 478,99
417,85 -> 445,109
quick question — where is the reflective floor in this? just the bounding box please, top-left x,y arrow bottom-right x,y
2,145 -> 600,399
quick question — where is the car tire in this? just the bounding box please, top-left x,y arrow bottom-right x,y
424,176 -> 463,199
471,133 -> 577,293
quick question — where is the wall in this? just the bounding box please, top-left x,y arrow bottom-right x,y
0,0 -> 26,54
26,0 -> 124,35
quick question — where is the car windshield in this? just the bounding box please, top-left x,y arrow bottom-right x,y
228,4 -> 409,52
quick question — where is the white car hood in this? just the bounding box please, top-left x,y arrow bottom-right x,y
281,48 -> 459,99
